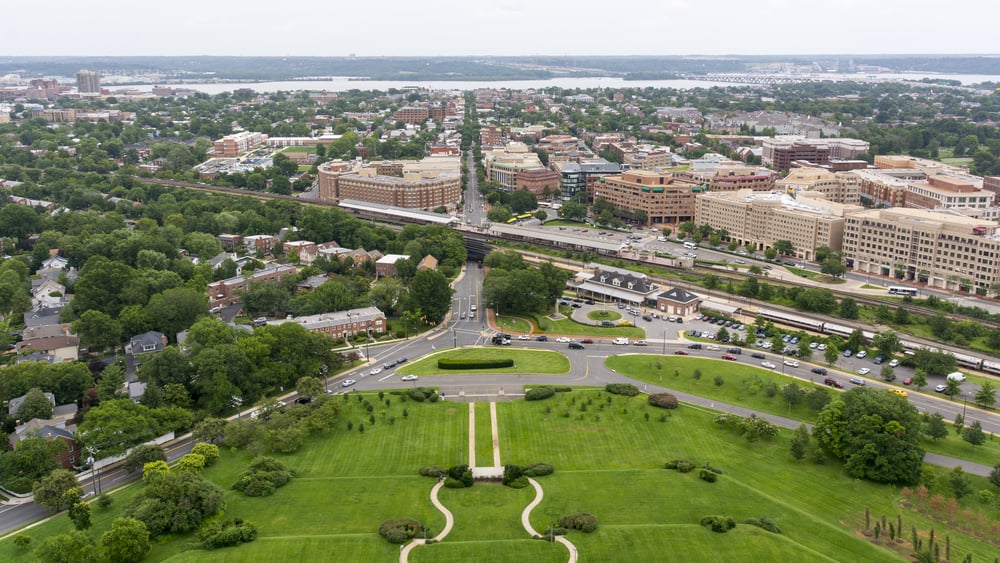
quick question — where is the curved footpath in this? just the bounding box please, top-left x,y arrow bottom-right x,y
399,481 -> 454,563
521,477 -> 578,563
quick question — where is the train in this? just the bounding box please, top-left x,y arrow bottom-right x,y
755,308 -> 1000,376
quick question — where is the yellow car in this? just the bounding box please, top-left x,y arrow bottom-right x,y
888,388 -> 908,398
618,321 -> 634,327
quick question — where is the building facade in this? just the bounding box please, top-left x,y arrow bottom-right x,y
515,167 -> 561,197
207,264 -> 297,308
76,70 -> 100,93
279,306 -> 386,340
592,170 -> 700,226
843,207 -> 1000,293
762,137 -> 870,170
556,160 -> 621,197
318,159 -> 461,210
774,168 -> 861,205
213,132 -> 268,157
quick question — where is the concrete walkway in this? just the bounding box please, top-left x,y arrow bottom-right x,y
399,481 -> 454,563
521,477 -> 578,563
490,402 -> 502,467
468,403 -> 477,468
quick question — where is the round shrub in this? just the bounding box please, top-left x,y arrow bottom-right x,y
506,476 -> 529,488
559,512 -> 598,533
443,477 -> 466,488
743,516 -> 782,534
664,460 -> 679,470
378,518 -> 426,544
700,515 -> 736,533
699,469 -> 718,483
648,393 -> 679,409
407,387 -> 437,402
676,460 -> 696,473
525,386 -> 556,401
605,383 -> 639,396
192,442 -> 220,466
419,466 -> 447,478
523,463 -> 554,477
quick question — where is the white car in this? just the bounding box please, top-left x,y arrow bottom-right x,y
808,342 -> 818,349
342,379 -> 357,387
857,367 -> 871,375
370,368 -> 382,376
856,351 -> 867,359
761,361 -> 776,369
783,360 -> 800,368
889,359 -> 899,367
401,375 -> 418,382
555,337 -> 570,343
706,345 -> 721,351
517,335 -> 530,340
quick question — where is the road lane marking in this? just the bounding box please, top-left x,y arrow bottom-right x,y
378,373 -> 395,382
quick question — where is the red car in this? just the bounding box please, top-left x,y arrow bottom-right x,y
902,377 -> 913,385
674,350 -> 689,355
581,338 -> 594,344
721,354 -> 737,361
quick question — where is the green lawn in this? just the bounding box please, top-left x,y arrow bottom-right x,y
475,402 -> 493,467
587,310 -> 621,321
280,146 -> 319,154
498,392 -> 1000,562
541,219 -> 587,228
495,315 -> 533,334
529,313 -> 645,338
398,348 -> 571,376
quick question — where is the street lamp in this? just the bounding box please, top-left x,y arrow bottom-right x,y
320,364 -> 329,393
86,447 -> 102,496
662,328 -> 667,356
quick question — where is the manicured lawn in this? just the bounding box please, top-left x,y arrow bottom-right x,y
498,391 -> 1000,562
280,146 -> 318,154
398,348 -> 571,376
541,219 -> 587,228
475,402 -> 493,467
530,313 -> 645,338
606,354 -> 831,422
587,309 -> 621,321
496,315 -> 534,334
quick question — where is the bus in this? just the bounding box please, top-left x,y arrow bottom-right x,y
516,213 -> 533,220
887,286 -> 918,297
506,217 -> 518,224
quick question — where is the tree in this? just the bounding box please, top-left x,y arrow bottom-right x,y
123,471 -> 224,537
962,420 -> 985,450
123,445 -> 167,474
177,453 -> 206,473
192,418 -> 228,444
764,247 -> 778,260
824,344 -> 840,366
772,240 -> 794,256
100,517 -> 151,563
790,423 -> 810,461
924,413 -> 949,441
989,462 -> 1000,489
32,469 -> 80,512
945,378 -> 962,398
14,387 -> 53,421
68,493 -> 91,530
880,365 -> 895,383
35,531 -> 99,563
296,376 -> 323,399
144,287 -> 208,337
911,369 -> 928,391
953,413 -> 964,434
837,298 -> 859,319
77,400 -> 162,458
949,466 -> 972,499
72,310 -> 122,352
812,388 -> 924,484
407,269 -> 453,324
509,189 -> 538,214
974,382 -> 996,409
0,436 -> 63,492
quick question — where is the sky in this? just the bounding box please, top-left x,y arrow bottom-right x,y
4,0 -> 998,57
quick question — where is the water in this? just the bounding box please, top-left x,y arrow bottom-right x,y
117,73 -> 1000,96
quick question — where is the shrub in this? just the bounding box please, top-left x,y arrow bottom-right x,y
443,477 -> 466,488
664,460 -> 679,470
553,386 -> 572,393
446,464 -> 473,487
525,386 -> 556,401
378,518 -> 426,544
95,494 -> 113,510
702,463 -> 724,475
542,527 -> 568,536
506,476 -> 529,488
648,393 -> 679,409
676,460 -> 696,473
700,515 -> 736,533
232,457 -> 296,497
407,387 -> 438,402
199,518 -> 258,549
13,535 -> 30,550
502,464 -> 522,486
559,512 -> 598,533
743,516 -> 782,534
605,383 -> 639,396
419,466 -> 447,478
523,463 -> 554,477
699,469 -> 718,483
192,443 -> 220,467
437,358 -> 514,369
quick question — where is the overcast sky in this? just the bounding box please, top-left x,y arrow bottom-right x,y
4,0 -> 998,57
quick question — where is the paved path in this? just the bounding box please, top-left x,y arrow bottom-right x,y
468,403 -> 477,468
490,402 -> 501,467
399,481 -> 454,563
521,477 -> 578,563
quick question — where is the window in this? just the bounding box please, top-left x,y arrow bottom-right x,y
142,344 -> 157,352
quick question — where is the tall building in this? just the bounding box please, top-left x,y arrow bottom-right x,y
762,136 -> 869,170
555,159 -> 621,198
592,170 -> 701,226
843,208 -> 1000,293
75,70 -> 100,94
695,189 -> 863,260
483,144 -> 546,191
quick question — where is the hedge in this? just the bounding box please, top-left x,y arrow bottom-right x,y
700,515 -> 736,533
525,386 -> 556,401
744,516 -> 782,534
379,518 -> 427,544
699,469 -> 718,483
559,512 -> 598,533
605,383 -> 640,396
437,358 -> 514,370
523,463 -> 554,477
648,393 -> 679,409
407,387 -> 438,402
419,466 -> 447,478
199,518 -> 258,550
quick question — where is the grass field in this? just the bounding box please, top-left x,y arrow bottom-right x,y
495,315 -> 533,333
475,403 -> 493,467
5,388 -> 1000,562
530,313 -> 645,338
587,310 -> 621,321
398,348 -> 571,376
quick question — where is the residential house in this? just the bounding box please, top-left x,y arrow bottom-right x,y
8,419 -> 79,469
126,331 -> 167,357
242,235 -> 279,254
416,255 -> 439,271
376,254 -> 410,277
16,335 -> 79,362
8,391 -> 56,417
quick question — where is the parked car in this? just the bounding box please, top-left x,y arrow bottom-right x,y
934,384 -> 947,392
889,359 -> 899,367
642,315 -> 653,322
842,350 -> 853,358
856,350 -> 867,359
857,367 -> 871,375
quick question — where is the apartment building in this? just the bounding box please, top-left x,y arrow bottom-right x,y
317,157 -> 461,210
392,106 -> 430,124
677,163 -> 778,194
279,306 -> 386,340
480,124 -> 504,147
483,144 -> 546,191
213,132 -> 268,157
694,190 -> 863,260
851,168 -> 912,208
76,70 -> 100,94
592,170 -> 701,226
762,137 -> 870,170
774,168 -> 860,205
556,160 -> 622,197
206,264 -> 297,308
904,175 -> 996,220
843,208 -> 1000,293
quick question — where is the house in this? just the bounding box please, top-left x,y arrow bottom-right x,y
375,254 -> 410,277
270,306 -> 387,339
416,255 -> 439,271
16,335 -> 80,362
296,274 -> 329,292
16,351 -> 55,364
8,419 -> 79,469
206,264 -> 297,308
655,287 -> 703,317
24,306 -> 65,329
128,381 -> 148,404
242,235 -> 279,254
31,279 -> 67,309
126,331 -> 167,357
218,234 -> 243,250
8,391 -> 56,417
206,252 -> 237,270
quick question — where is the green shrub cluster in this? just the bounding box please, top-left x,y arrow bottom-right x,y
702,463 -> 724,474
437,358 -> 514,369
232,457 -> 296,497
743,516 -> 782,534
552,386 -> 572,393
542,527 -> 568,537
378,518 -> 427,544
648,393 -> 679,409
443,477 -> 466,488
123,472 -> 224,537
446,464 -> 473,487
501,464 -> 529,488
198,518 -> 258,550
700,515 -> 736,533
523,463 -> 554,477
407,387 -> 439,402
559,512 -> 598,533
665,459 -> 696,473
699,469 -> 718,483
419,466 -> 447,478
605,383 -> 639,396
525,386 -> 556,401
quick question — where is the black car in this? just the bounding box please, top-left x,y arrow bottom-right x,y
750,352 -> 765,359
584,299 -> 595,305
687,343 -> 703,350
396,357 -> 408,364
642,315 -> 653,322
295,397 -> 313,405
568,342 -> 584,350
811,368 -> 828,375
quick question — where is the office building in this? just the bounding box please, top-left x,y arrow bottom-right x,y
317,157 -> 461,210
556,159 -> 621,197
592,170 -> 701,226
213,132 -> 268,157
762,137 -> 870,170
774,168 -> 860,205
76,70 -> 100,94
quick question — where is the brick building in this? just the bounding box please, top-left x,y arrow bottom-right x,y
591,170 -> 701,226
207,264 -> 297,308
